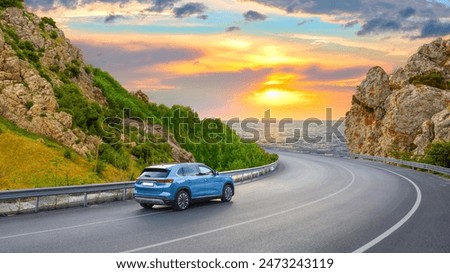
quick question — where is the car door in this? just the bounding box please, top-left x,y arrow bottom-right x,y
198,165 -> 222,196
181,165 -> 204,198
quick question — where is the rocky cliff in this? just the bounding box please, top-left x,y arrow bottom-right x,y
345,38 -> 450,157
0,7 -> 193,162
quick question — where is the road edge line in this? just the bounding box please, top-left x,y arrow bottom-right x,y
352,166 -> 422,253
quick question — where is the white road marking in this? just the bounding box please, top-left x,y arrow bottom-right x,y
0,211 -> 164,240
123,164 -> 356,253
353,166 -> 422,253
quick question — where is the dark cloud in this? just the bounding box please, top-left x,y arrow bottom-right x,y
73,40 -> 203,91
343,20 -> 358,28
302,65 -> 369,81
25,0 -> 152,10
25,0 -> 55,10
357,18 -> 401,36
197,14 -> 208,20
58,0 -> 78,9
418,19 -> 450,38
246,0 -> 450,39
243,10 -> 267,22
146,0 -> 179,13
104,13 -> 125,23
225,26 -> 240,32
75,41 -> 202,68
284,0 -> 363,14
399,7 -> 416,18
297,19 -> 312,26
173,2 -> 207,19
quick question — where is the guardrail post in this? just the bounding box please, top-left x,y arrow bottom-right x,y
83,193 -> 87,207
123,189 -> 127,201
35,196 -> 40,213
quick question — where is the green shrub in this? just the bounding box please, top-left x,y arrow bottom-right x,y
423,141 -> 450,167
39,17 -> 57,30
409,72 -> 448,90
94,160 -> 106,175
25,101 -> 33,110
54,83 -> 104,135
1,25 -> 19,42
389,144 -> 414,161
131,142 -> 172,166
49,30 -> 58,39
0,0 -> 24,9
84,65 -> 93,74
99,144 -> 130,170
38,69 -> 52,84
64,63 -> 81,78
63,149 -> 72,159
49,65 -> 60,73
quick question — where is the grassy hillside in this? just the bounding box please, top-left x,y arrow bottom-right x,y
0,116 -> 140,190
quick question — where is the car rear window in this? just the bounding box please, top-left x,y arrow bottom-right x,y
139,168 -> 170,178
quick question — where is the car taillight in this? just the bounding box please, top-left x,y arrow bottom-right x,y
160,179 -> 174,183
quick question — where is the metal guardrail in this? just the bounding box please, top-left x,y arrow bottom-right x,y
221,160 -> 278,183
0,160 -> 278,213
0,181 -> 135,213
351,154 -> 450,176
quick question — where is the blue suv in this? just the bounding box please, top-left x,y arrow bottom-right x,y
134,163 -> 234,210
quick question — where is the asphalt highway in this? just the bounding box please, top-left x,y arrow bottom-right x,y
1,151 -> 449,253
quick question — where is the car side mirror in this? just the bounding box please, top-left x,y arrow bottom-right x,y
214,170 -> 219,176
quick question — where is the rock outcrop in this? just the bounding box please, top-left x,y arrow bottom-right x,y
0,7 -> 104,156
346,38 -> 450,157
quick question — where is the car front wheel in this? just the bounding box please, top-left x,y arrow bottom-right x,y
221,184 -> 233,202
173,190 -> 190,210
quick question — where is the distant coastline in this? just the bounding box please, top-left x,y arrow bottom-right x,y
231,120 -> 348,157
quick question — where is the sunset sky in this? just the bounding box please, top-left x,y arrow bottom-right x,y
25,0 -> 450,119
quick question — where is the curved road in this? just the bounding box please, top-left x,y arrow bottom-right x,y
1,151 -> 449,253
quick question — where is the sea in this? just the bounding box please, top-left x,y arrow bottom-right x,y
230,120 -> 349,157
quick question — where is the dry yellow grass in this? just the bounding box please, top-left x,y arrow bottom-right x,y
0,120 -> 139,190
0,132 -> 99,189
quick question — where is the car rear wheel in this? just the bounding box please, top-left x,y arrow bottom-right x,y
139,203 -> 154,209
221,184 -> 233,202
173,190 -> 190,210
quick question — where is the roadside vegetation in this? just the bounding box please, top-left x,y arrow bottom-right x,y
390,141 -> 450,168
422,141 -> 450,168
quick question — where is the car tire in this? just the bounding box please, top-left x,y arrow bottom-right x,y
139,203 -> 154,209
173,190 -> 190,210
221,184 -> 233,202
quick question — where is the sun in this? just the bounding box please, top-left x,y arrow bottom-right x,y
253,88 -> 305,106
